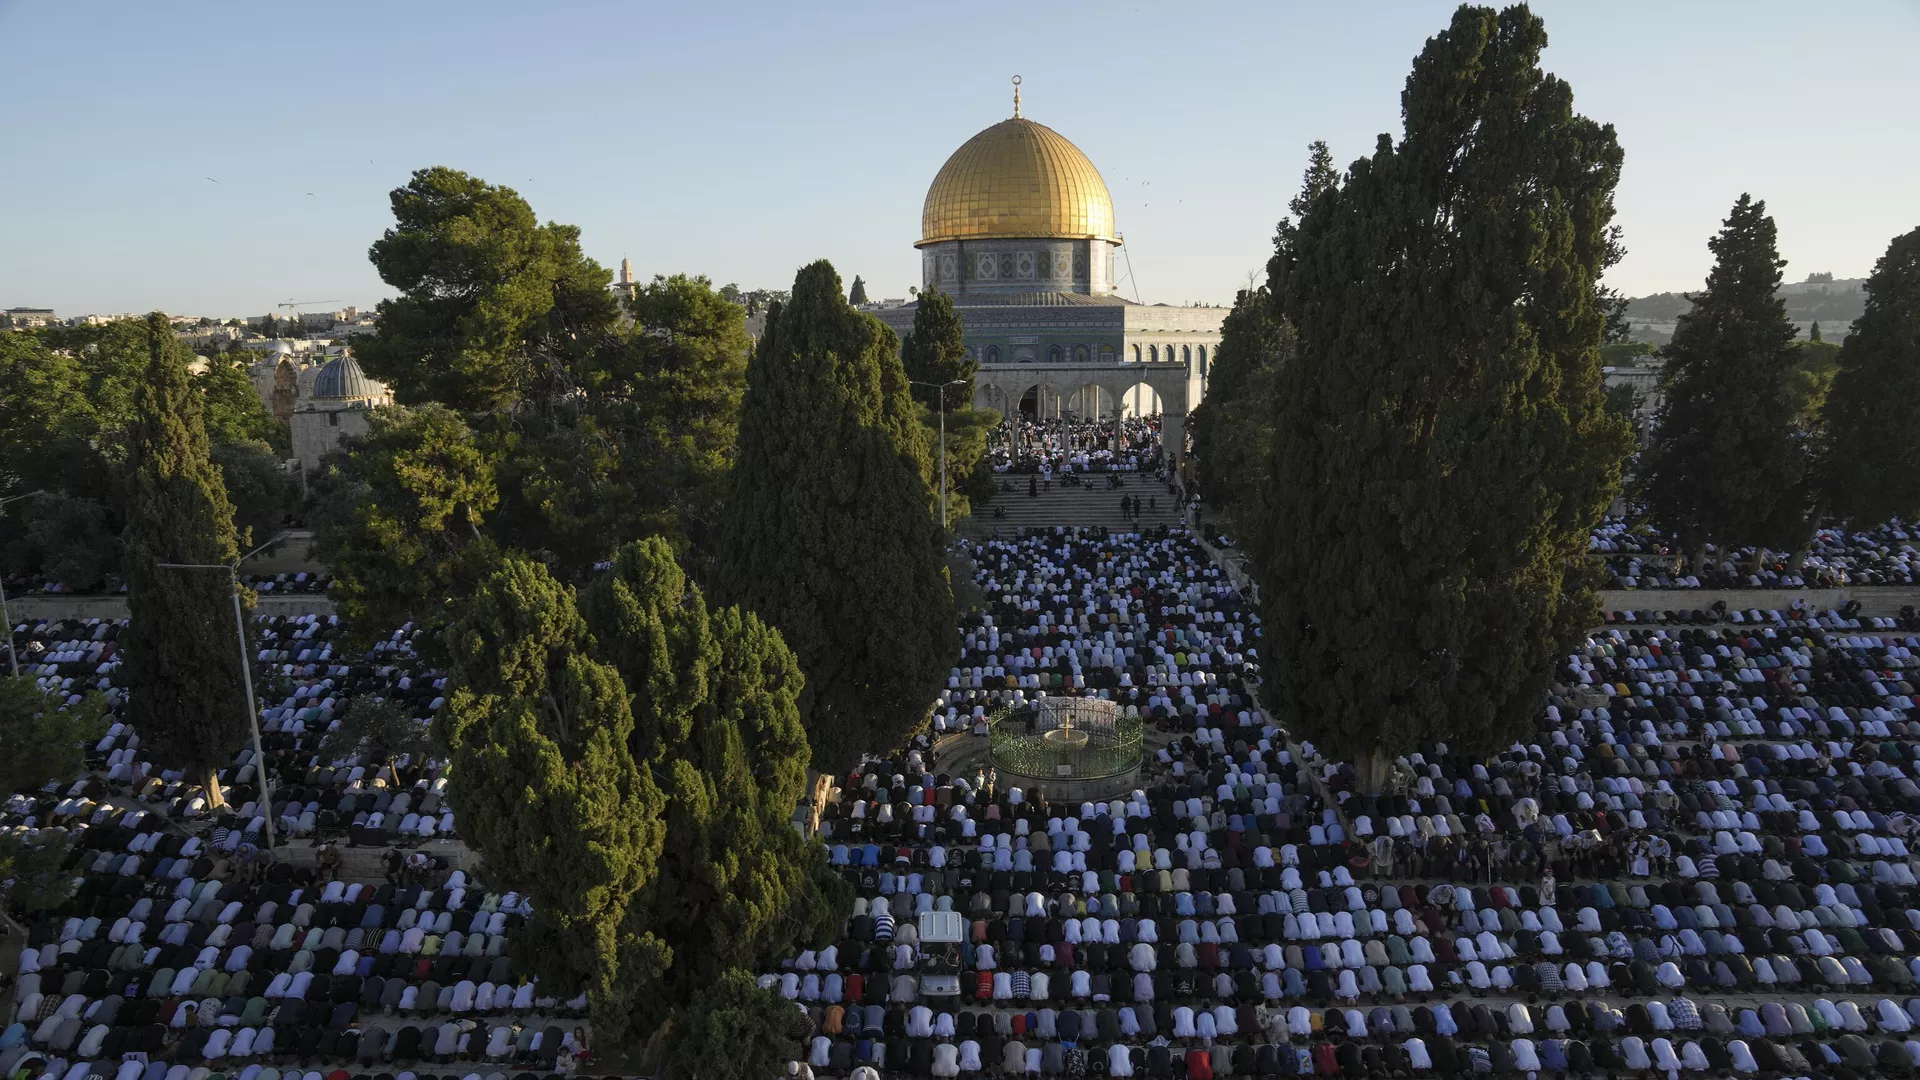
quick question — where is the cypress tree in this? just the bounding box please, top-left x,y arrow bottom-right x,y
848,275 -> 869,306
1810,320 -> 1823,343
441,538 -> 842,1048
1823,226 -> 1920,526
439,555 -> 666,1043
1644,195 -> 1810,564
718,260 -> 958,772
901,288 -> 975,412
1249,5 -> 1632,783
901,287 -> 993,522
120,312 -> 252,804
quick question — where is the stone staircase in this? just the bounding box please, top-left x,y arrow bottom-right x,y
962,473 -> 1185,536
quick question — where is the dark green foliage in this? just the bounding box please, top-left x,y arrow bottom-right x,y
900,288 -> 995,523
901,290 -> 976,412
197,354 -> 289,455
1,323 -> 284,586
315,694 -> 436,785
1601,287 -> 1633,345
321,169 -> 751,632
441,538 -> 845,1050
1824,226 -> 1920,525
211,440 -> 298,549
1644,195 -> 1812,557
119,313 -> 251,785
358,167 -> 621,412
717,261 -> 958,773
314,404 -> 502,646
441,556 -> 667,1043
1248,5 -> 1631,774
848,275 -> 869,306
0,676 -> 106,909
8,493 -> 120,591
0,676 -> 108,796
661,969 -> 809,1080
1188,287 -> 1289,520
596,273 -> 752,558
1810,320 -> 1823,343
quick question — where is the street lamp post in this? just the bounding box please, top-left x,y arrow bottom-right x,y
0,491 -> 49,677
912,379 -> 970,530
156,531 -> 289,853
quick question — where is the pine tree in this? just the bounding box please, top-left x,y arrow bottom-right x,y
1823,226 -> 1920,526
662,970 -> 811,1080
1248,5 -> 1631,782
120,313 -> 252,803
717,260 -> 958,772
1644,195 -> 1810,564
1810,320 -> 1823,343
848,275 -> 869,306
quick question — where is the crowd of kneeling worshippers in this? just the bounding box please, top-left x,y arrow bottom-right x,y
1592,517 -> 1920,590
1,614 -> 598,1080
988,419 -> 1163,478
773,525 -> 1920,1079
10,521 -> 1920,1078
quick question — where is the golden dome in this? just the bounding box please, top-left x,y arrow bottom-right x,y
919,118 -> 1117,247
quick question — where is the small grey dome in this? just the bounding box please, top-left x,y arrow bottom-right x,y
311,355 -> 384,402
264,340 -> 296,355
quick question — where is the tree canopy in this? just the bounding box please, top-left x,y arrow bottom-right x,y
717,260 -> 957,772
900,288 -> 996,524
1643,195 -> 1811,560
1823,225 -> 1920,526
119,313 -> 254,794
1246,4 -> 1631,778
0,322 -> 290,589
320,169 -> 752,638
440,537 -> 844,1049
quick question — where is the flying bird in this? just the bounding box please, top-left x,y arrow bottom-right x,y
306,192 -> 315,197
204,177 -> 219,184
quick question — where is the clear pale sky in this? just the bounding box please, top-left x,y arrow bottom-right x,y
3,1 -> 1916,317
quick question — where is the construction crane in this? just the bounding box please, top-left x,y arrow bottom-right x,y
274,299 -> 343,338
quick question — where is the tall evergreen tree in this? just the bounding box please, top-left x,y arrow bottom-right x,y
1187,287 -> 1288,519
717,260 -> 958,772
900,288 -> 994,522
1249,5 -> 1631,782
441,538 -> 844,1048
1810,320 -> 1823,343
1193,141 -> 1331,517
440,555 -> 665,1043
848,275 -> 869,306
1823,226 -> 1920,526
901,289 -> 976,412
1643,195 -> 1810,563
120,313 -> 252,802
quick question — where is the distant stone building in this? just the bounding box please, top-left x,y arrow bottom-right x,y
290,354 -> 392,472
242,341 -> 392,471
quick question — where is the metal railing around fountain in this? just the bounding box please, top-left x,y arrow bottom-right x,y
987,697 -> 1143,781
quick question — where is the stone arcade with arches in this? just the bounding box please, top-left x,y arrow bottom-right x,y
873,84 -> 1225,465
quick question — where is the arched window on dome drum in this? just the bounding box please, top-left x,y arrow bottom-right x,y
987,346 -> 1001,364
1198,346 -> 1208,379
1074,345 -> 1088,363
1182,345 -> 1192,364
1101,345 -> 1115,363
1132,345 -> 1141,362
1149,345 -> 1159,362
1048,345 -> 1063,364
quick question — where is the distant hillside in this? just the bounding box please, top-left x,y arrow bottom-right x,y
1624,276 -> 1864,346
